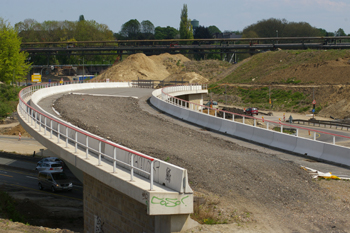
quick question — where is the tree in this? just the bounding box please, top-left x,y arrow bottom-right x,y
194,26 -> 212,39
179,4 -> 193,40
0,18 -> 31,84
243,18 -> 322,38
140,20 -> 155,39
336,28 -> 346,36
79,15 -> 85,22
242,30 -> 259,38
120,19 -> 141,40
15,18 -> 114,65
154,26 -> 178,39
208,25 -> 221,36
141,20 -> 154,34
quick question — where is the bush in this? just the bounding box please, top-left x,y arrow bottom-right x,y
0,84 -> 23,119
0,190 -> 26,223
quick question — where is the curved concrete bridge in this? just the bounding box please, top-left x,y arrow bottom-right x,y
18,82 -> 207,233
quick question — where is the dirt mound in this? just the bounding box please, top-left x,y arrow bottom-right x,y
94,53 -> 191,82
0,123 -> 31,137
183,59 -> 233,82
163,72 -> 208,84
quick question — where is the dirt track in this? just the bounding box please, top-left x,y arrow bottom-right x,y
54,93 -> 350,233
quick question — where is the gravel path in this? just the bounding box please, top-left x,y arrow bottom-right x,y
54,93 -> 350,233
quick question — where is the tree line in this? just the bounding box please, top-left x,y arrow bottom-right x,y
0,3 -> 348,85
242,18 -> 347,38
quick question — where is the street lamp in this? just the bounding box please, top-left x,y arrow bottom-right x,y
276,30 -> 278,37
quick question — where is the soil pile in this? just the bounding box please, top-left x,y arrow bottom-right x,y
0,123 -> 31,137
94,53 -> 210,83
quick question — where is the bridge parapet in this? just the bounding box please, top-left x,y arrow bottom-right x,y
17,82 -> 193,216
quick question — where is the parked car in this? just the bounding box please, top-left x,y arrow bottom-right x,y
38,171 -> 73,192
36,162 -> 63,172
245,107 -> 259,116
37,157 -> 64,166
204,101 -> 219,109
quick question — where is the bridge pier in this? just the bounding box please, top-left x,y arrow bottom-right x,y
84,173 -> 196,233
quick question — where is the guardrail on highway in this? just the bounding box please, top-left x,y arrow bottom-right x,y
150,85 -> 350,167
18,81 -> 193,194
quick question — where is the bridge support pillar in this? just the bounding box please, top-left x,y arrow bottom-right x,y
83,173 -> 197,233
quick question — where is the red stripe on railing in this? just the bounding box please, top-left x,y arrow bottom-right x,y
19,82 -> 155,161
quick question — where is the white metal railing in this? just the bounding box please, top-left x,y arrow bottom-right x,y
160,85 -> 350,146
18,81 -> 191,193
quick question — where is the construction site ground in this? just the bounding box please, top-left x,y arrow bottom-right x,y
2,50 -> 350,232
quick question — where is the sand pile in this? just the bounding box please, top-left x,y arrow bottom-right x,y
164,72 -> 209,84
94,53 -> 208,83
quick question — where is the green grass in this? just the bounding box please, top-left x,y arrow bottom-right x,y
236,86 -> 308,110
0,84 -> 23,120
0,190 -> 27,224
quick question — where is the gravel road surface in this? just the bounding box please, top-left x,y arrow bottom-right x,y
52,93 -> 350,233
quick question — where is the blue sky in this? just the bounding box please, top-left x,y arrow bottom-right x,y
1,0 -> 349,35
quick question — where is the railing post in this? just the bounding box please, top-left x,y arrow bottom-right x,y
267,122 -> 269,130
57,124 -> 60,143
75,131 -> 78,153
254,119 -> 256,127
223,112 -> 225,119
296,128 -> 299,137
50,120 -> 53,139
98,141 -> 102,166
130,154 -> 134,181
333,136 -> 335,145
150,160 -> 154,191
313,132 -> 316,140
215,110 -> 217,117
281,125 -> 283,133
26,107 -> 30,122
232,114 -> 234,122
85,136 -> 89,159
39,114 -> 41,132
33,112 -> 38,129
243,116 -> 245,124
113,147 -> 117,173
66,127 -> 68,148
44,117 -> 46,135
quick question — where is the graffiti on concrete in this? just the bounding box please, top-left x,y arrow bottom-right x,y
151,196 -> 189,207
142,191 -> 149,212
94,215 -> 104,233
165,167 -> 171,183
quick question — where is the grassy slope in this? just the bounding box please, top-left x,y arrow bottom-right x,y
219,49 -> 350,84
208,49 -> 350,114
